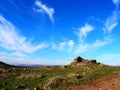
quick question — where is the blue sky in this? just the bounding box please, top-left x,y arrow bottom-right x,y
0,0 -> 120,65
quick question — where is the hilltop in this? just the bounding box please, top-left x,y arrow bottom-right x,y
69,56 -> 98,66
65,56 -> 104,68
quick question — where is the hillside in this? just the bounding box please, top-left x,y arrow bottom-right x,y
66,70 -> 120,90
0,61 -> 15,68
0,56 -> 120,90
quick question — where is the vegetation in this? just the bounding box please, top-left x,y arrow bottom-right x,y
0,64 -> 120,90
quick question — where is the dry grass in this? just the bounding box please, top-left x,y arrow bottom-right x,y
44,76 -> 67,90
17,73 -> 42,80
67,73 -> 82,80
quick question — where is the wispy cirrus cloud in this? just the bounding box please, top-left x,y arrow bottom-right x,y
68,40 -> 74,52
97,53 -> 120,65
103,0 -> 120,33
76,23 -> 94,42
33,0 -> 54,23
51,40 -> 74,52
104,11 -> 119,33
10,52 -> 27,57
74,36 -> 113,54
74,22 -> 113,54
0,15 -> 47,54
113,0 -> 120,9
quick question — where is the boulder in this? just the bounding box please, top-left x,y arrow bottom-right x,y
74,56 -> 83,63
90,59 -> 97,63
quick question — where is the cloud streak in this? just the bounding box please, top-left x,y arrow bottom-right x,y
0,15 -> 47,54
98,53 -> 120,65
104,0 -> 120,33
74,36 -> 113,54
34,0 -> 54,23
10,52 -> 27,57
74,22 -> 113,54
104,11 -> 119,32
76,23 -> 94,42
51,40 -> 74,52
113,0 -> 120,9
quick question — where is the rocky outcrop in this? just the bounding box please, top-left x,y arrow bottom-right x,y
69,56 -> 98,66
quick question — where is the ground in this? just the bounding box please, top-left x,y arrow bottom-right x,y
66,70 -> 120,90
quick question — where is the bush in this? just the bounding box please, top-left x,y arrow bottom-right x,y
44,76 -> 66,90
67,73 -> 82,80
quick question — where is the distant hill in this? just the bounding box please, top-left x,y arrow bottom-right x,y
0,61 -> 54,68
0,61 -> 16,68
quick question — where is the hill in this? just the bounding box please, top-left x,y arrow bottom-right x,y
0,56 -> 120,90
0,61 -> 15,68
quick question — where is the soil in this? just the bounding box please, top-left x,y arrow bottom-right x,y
66,70 -> 120,90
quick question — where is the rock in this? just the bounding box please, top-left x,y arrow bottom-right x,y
74,56 -> 83,63
15,85 -> 25,89
33,87 -> 41,90
69,56 -> 98,66
90,59 -> 97,63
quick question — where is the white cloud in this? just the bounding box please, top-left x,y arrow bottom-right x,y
113,0 -> 120,4
74,36 -> 113,54
104,0 -> 120,33
34,0 -> 54,23
51,40 -> 74,52
92,35 -> 113,47
68,40 -> 74,47
0,52 -> 8,57
0,15 -> 47,53
0,56 -> 38,65
10,52 -> 26,57
113,0 -> 120,8
58,41 -> 67,51
76,23 -> 94,42
68,40 -> 74,51
74,44 -> 88,54
74,23 -> 114,54
97,53 -> 120,66
104,11 -> 119,32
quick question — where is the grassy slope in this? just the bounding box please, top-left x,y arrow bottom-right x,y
0,65 -> 120,90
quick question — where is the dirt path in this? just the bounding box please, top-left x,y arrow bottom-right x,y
66,70 -> 120,90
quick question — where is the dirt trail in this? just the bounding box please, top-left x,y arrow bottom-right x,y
66,70 -> 120,90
